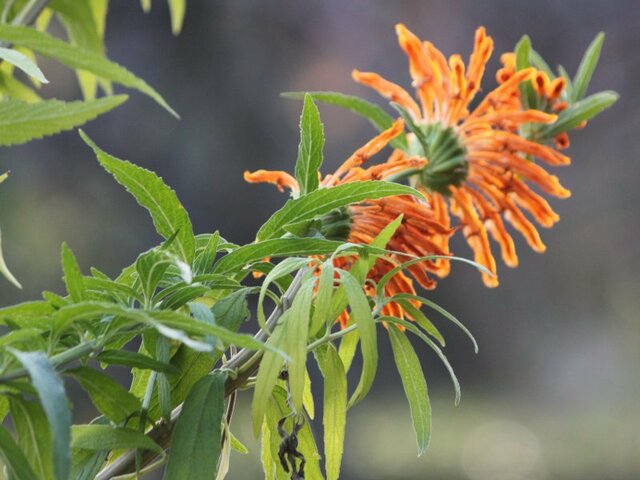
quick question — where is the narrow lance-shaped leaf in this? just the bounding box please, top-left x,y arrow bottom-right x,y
71,425 -> 162,453
0,425 -> 39,480
257,256 -> 310,329
168,0 -> 187,35
538,91 -> 618,139
572,32 -> 605,101
316,344 -> 347,480
0,46 -> 48,82
0,96 -> 127,146
164,372 -> 226,480
284,276 -> 315,413
0,24 -> 177,116
282,91 -> 408,149
67,366 -> 141,424
213,238 -> 343,274
8,349 -> 71,480
9,398 -> 54,479
50,0 -> 107,100
382,315 -> 461,405
515,35 -> 537,110
81,131 -> 195,264
95,349 -> 176,373
61,242 -> 86,302
310,259 -> 334,336
294,94 -> 325,195
257,180 -> 423,241
339,270 -> 378,408
252,312 -> 289,436
388,326 -> 432,456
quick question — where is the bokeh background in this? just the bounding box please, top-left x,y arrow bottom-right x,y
1,1 -> 639,479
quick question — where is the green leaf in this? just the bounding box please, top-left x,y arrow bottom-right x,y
257,257 -> 310,329
0,24 -> 177,117
156,336 -> 172,421
283,276 -> 315,413
0,424 -> 39,480
0,226 -> 21,288
164,372 -> 226,480
136,248 -> 192,301
67,366 -> 141,424
339,270 -> 377,408
71,425 -> 162,452
229,430 -> 249,454
9,349 -> 71,480
95,350 -> 176,373
394,298 -> 445,347
256,180 -> 422,241
61,242 -> 86,302
81,131 -> 195,264
316,344 -> 347,480
193,231 -> 220,274
390,102 -> 429,153
310,260 -> 334,336
538,91 -> 618,139
381,316 -> 461,405
0,96 -> 127,146
573,32 -> 605,101
282,91 -> 407,149
303,369 -> 315,420
9,398 -> 54,479
150,310 -> 277,354
213,238 -> 342,274
350,213 -> 403,283
167,0 -> 186,35
0,69 -> 42,103
252,313 -> 288,436
529,49 -> 554,77
294,94 -> 325,195
50,0 -> 107,100
514,35 -> 537,110
210,288 -> 250,333
0,46 -> 48,83
391,292 -> 478,353
338,324 -> 359,372
0,301 -> 54,326
267,386 -> 323,479
557,65 -> 574,100
0,328 -> 44,348
387,326 -> 431,456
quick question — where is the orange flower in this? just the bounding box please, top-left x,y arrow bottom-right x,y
245,121 -> 452,323
352,24 -> 572,287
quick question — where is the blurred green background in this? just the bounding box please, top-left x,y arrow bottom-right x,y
1,1 -> 639,479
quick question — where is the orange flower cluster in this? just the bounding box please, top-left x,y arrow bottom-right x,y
352,24 -> 573,287
247,24 -> 586,322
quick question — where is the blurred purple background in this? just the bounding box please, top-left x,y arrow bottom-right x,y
1,1 -> 639,478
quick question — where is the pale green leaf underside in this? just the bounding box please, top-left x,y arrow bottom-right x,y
0,46 -> 48,83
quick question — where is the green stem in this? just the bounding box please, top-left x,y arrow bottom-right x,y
0,340 -> 97,382
307,323 -> 358,352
